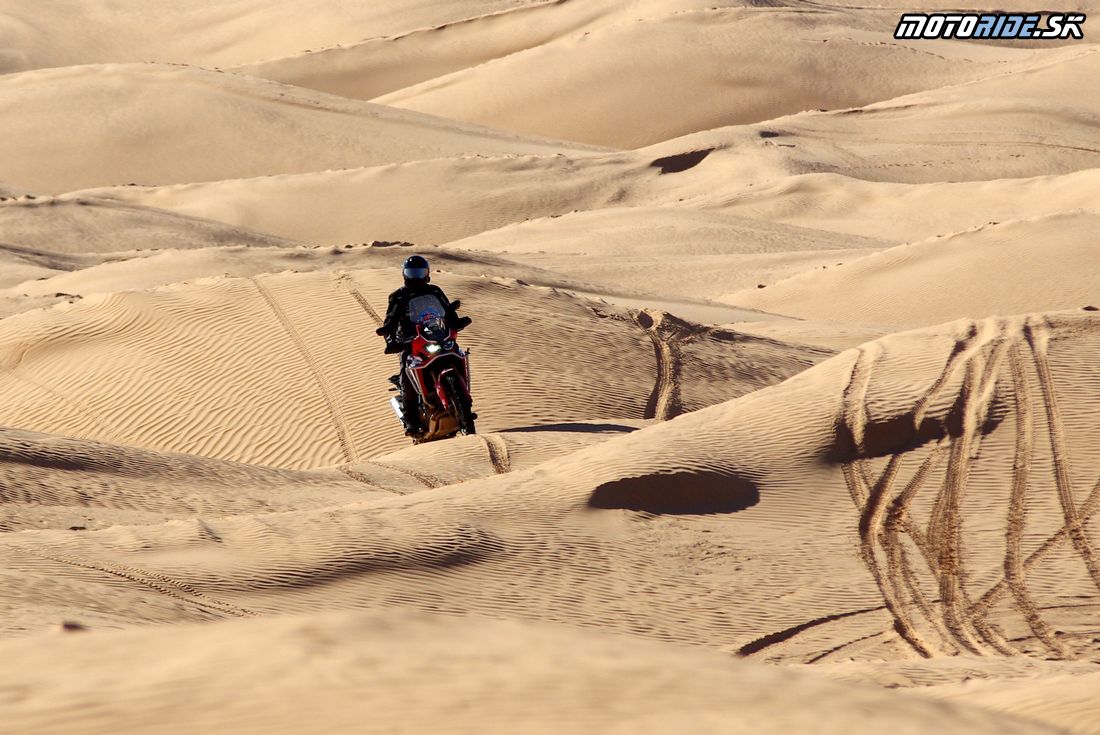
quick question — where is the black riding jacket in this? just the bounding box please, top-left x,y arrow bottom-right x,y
376,282 -> 469,350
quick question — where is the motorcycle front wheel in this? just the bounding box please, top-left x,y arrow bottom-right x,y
442,372 -> 476,436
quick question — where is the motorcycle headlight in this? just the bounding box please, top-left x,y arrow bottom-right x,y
425,343 -> 441,354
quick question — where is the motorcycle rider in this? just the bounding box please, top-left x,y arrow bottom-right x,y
375,255 -> 472,436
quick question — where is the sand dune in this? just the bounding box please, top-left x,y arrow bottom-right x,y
68,153 -> 649,246
0,0 -> 551,73
0,196 -> 298,255
0,243 -> 92,290
726,211 -> 1100,327
0,611 -> 1060,735
0,63 -> 602,194
0,183 -> 35,199
375,7 -> 1043,147
929,670 -> 1100,734
66,95 -> 1099,255
0,242 -> 132,317
3,1 -> 1098,730
0,242 -> 614,320
717,47 -> 1100,185
707,168 -> 1100,242
236,0 -> 621,101
444,206 -> 879,257
345,422 -> 649,491
0,427 -> 377,534
1,311 -> 1096,726
821,656 -> 1100,733
445,206 -> 887,298
0,269 -> 828,468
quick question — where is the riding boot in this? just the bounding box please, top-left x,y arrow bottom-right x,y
399,358 -> 424,435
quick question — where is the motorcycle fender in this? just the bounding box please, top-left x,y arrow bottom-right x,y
435,368 -> 456,410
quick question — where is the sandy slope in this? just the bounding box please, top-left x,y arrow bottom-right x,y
374,7 -> 1042,147
67,98 -> 1100,253
67,152 -> 654,246
0,242 -> 615,319
444,207 -> 887,298
0,611 -> 1059,735
236,0 -> 627,100
0,243 -> 93,289
0,196 -> 298,255
723,47 -> 1100,184
1,311 -> 1097,732
0,427 -> 377,534
3,1 -> 1099,731
822,656 -> 1100,734
0,0 -> 550,73
708,168 -> 1100,242
726,211 -> 1100,327
0,63 -> 602,194
0,183 -> 34,198
0,269 -> 829,467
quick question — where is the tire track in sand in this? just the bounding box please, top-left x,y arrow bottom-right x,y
925,352 -> 1007,654
883,447 -> 956,654
843,321 -> 1019,657
634,310 -> 684,422
14,546 -> 259,619
368,460 -> 448,490
252,276 -> 357,464
961,322 -> 1100,657
911,323 -> 1015,655
337,273 -> 383,326
842,343 -> 936,657
1026,317 -> 1100,589
337,465 -> 394,493
482,434 -> 511,474
1002,342 -> 1067,655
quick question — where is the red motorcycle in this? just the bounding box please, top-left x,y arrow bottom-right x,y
389,315 -> 475,444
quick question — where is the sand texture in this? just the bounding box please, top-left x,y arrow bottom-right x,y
1,1 -> 1098,732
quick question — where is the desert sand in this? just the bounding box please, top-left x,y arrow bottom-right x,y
1,1 -> 1098,733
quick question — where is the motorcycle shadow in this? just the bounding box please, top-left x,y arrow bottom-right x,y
499,422 -> 638,435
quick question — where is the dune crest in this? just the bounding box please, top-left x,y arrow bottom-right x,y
0,63 -> 603,194
2,2 -> 1098,731
726,211 -> 1100,327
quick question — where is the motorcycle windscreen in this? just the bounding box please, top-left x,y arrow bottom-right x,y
407,294 -> 447,325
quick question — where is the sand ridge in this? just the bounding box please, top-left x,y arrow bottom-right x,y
0,269 -> 829,468
0,63 -> 605,194
1,313 -> 1097,728
726,211 -> 1100,327
0,611 -> 1062,735
1,1 -> 1098,731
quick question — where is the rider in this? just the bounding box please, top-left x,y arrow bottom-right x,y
375,255 -> 471,436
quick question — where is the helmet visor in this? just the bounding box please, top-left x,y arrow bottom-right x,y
403,266 -> 429,280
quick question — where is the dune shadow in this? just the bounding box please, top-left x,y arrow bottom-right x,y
588,470 -> 759,515
499,423 -> 638,434
649,148 -> 713,174
829,386 -> 1008,463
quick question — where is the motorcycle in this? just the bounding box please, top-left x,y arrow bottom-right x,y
389,314 -> 476,444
